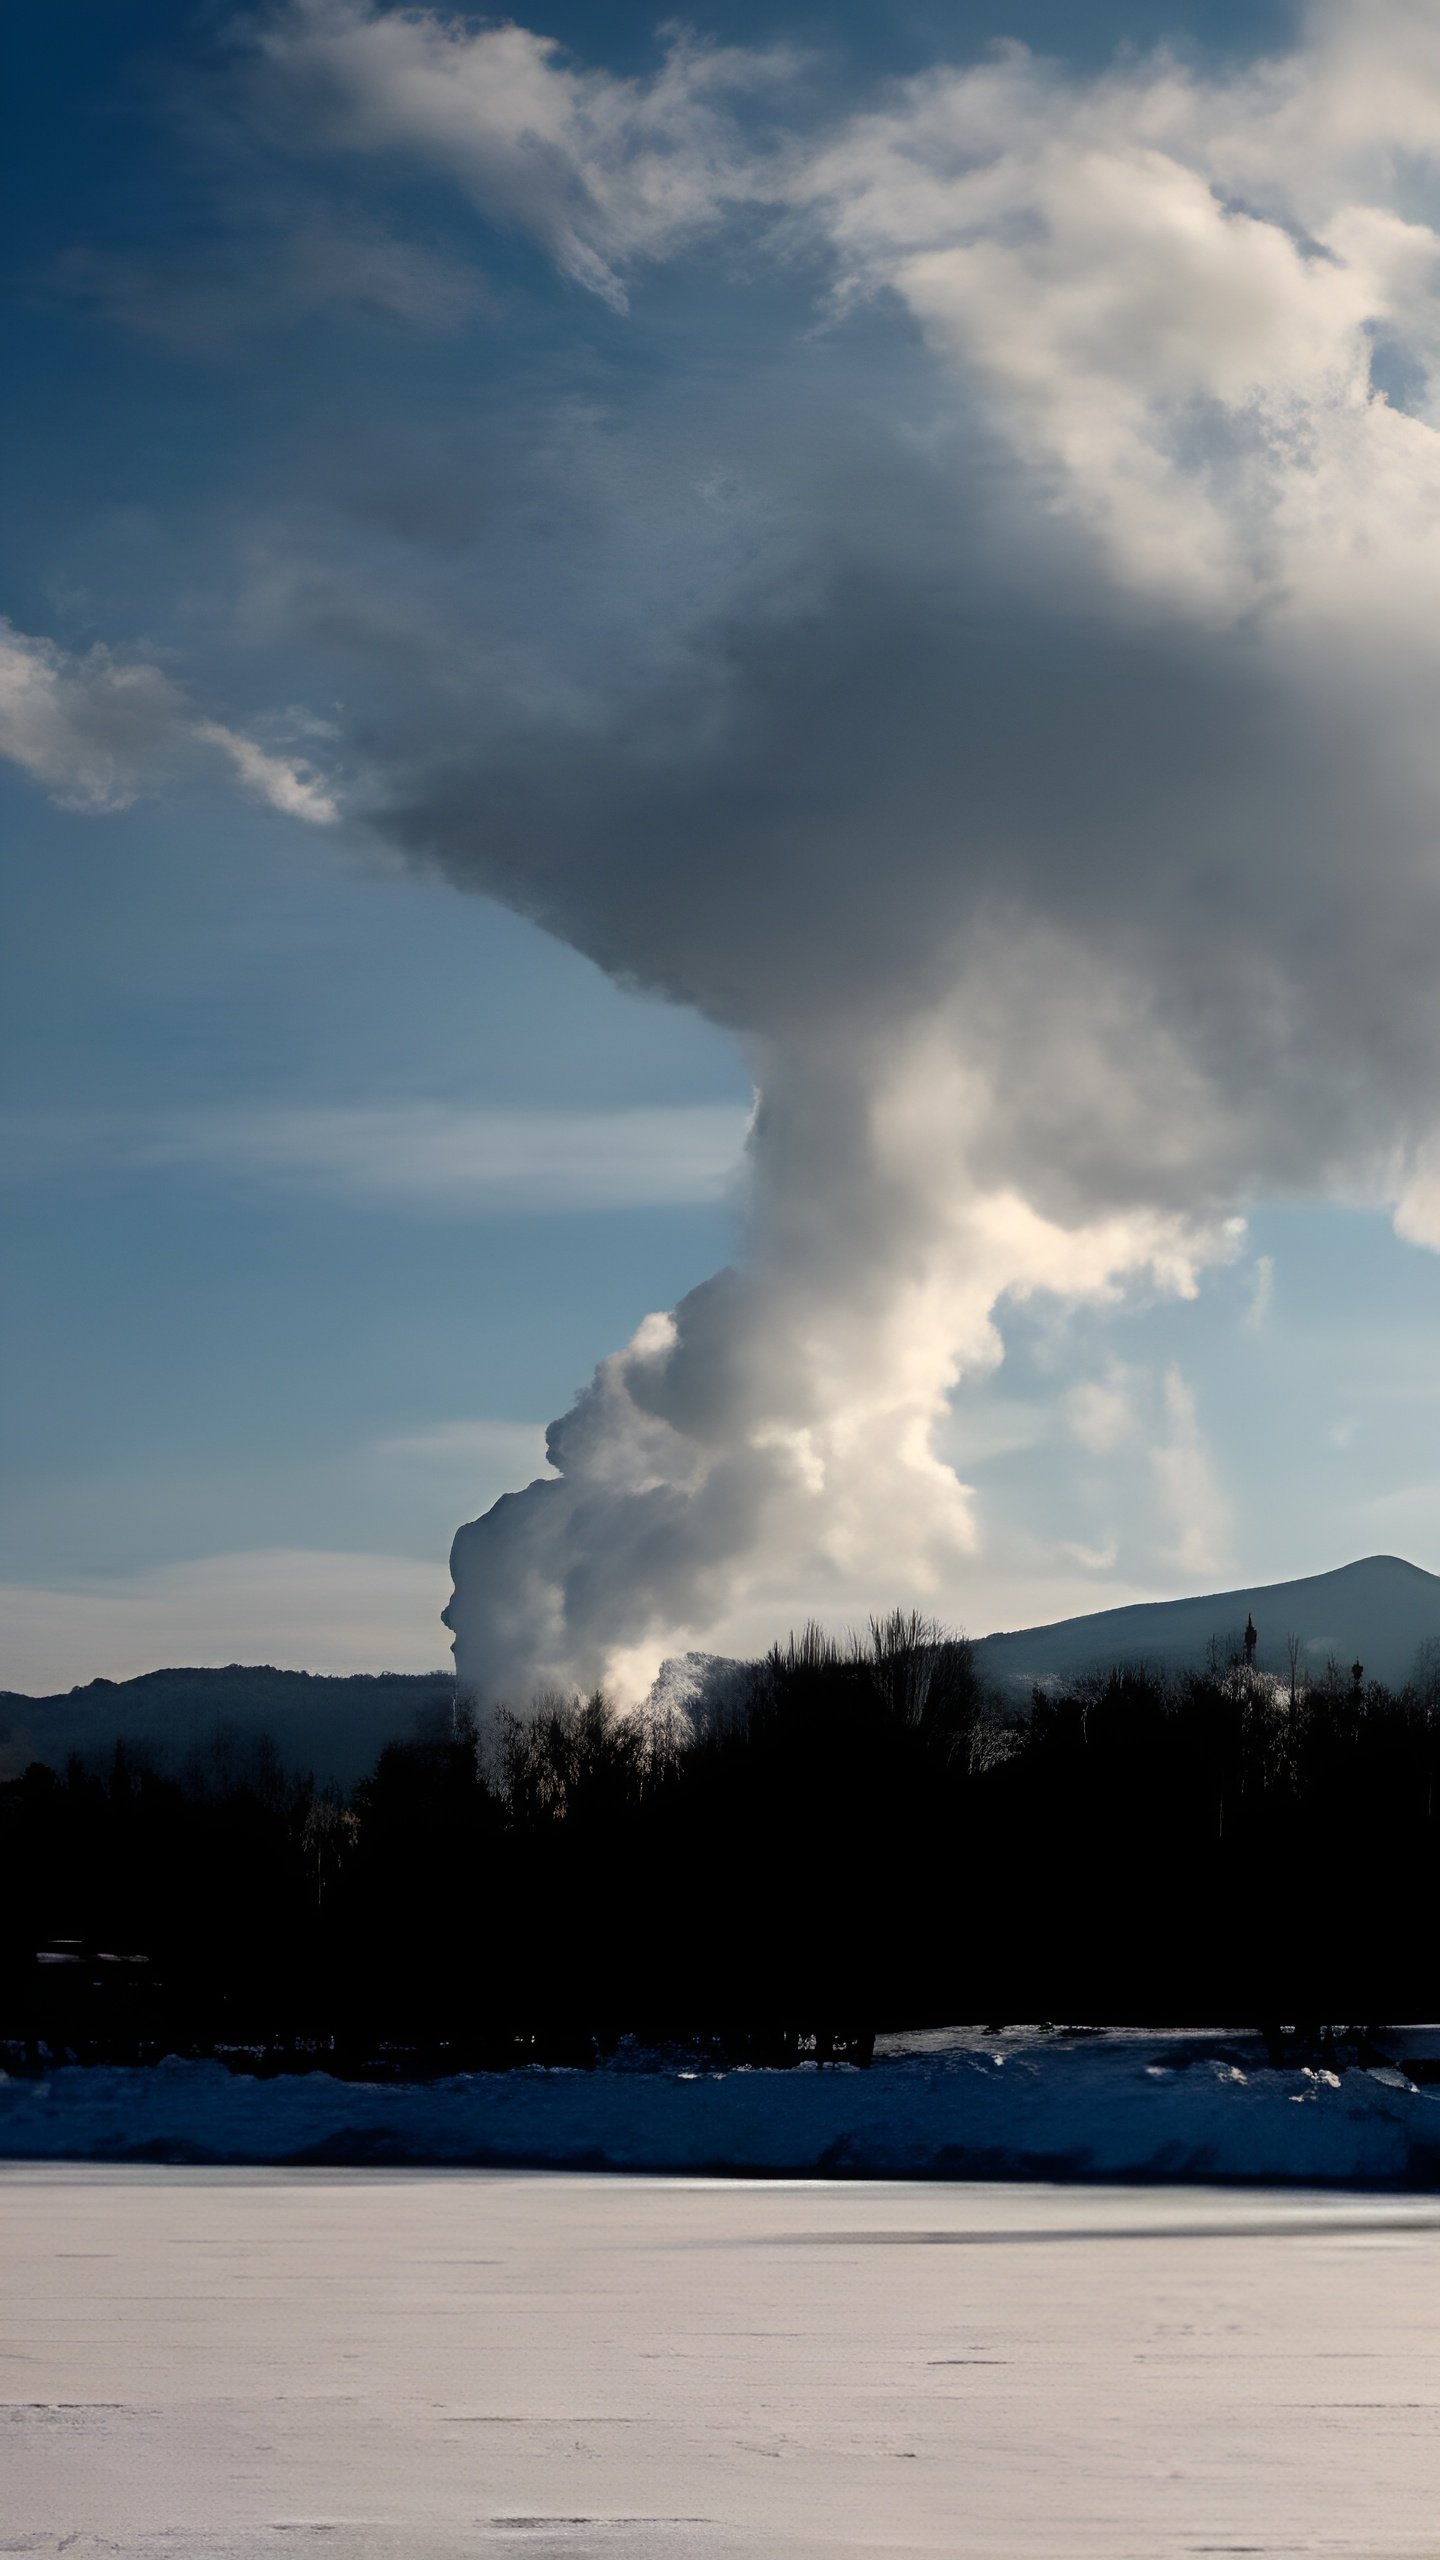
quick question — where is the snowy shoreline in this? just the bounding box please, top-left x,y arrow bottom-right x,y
5,2028 -> 1440,2186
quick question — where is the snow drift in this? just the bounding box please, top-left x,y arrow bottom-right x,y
6,2030 -> 1440,2187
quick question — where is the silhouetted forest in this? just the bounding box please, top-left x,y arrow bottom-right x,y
5,1612 -> 1440,2069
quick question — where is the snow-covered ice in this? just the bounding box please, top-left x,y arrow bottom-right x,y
4,2164 -> 1440,2558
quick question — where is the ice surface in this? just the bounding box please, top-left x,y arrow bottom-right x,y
5,2029 -> 1440,2185
3,2166 -> 1440,2558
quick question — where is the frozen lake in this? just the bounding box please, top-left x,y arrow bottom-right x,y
3,2169 -> 1439,2559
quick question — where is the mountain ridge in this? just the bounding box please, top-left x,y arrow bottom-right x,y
5,1556 -> 1440,1779
0,1663 -> 455,1791
972,1553 -> 1440,1696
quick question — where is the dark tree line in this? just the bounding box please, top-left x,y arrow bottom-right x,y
4,1613 -> 1440,2067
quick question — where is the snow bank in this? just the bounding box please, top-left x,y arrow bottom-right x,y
5,2031 -> 1440,2184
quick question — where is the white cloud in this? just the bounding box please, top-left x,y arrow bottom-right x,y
784,20 -> 1440,619
240,3 -> 1440,626
250,0 -> 795,310
192,718 -> 339,822
0,618 -> 338,823
1394,1148 -> 1440,1250
230,3 -> 1440,649
0,620 -> 187,813
0,1548 -> 449,1695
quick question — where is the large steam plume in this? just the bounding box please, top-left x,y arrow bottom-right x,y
293,0 -> 1440,1703
32,0 -> 1440,1701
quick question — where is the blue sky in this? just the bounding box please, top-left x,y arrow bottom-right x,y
8,0 -> 1440,1694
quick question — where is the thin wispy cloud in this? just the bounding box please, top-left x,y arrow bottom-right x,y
57,216 -> 489,354
1152,1366 -> 1235,1582
1244,1254 -> 1276,1334
248,3 -> 799,311
0,1102 -> 751,1213
0,1548 -> 448,1694
0,618 -> 337,822
1065,1370 -> 1140,1459
369,1417 -> 551,1474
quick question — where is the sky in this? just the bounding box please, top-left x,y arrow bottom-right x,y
8,0 -> 1440,1695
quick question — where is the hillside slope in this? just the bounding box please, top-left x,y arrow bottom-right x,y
7,1554 -> 1439,1783
0,1664 -> 455,1790
973,1554 -> 1440,1697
